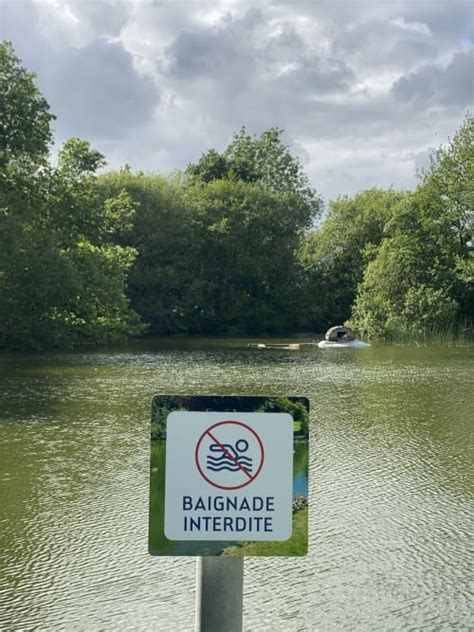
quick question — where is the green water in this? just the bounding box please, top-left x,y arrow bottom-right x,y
0,338 -> 473,631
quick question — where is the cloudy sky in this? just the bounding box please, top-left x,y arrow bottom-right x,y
1,0 -> 473,201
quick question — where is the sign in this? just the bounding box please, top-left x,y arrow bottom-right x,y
149,395 -> 309,557
165,411 -> 292,540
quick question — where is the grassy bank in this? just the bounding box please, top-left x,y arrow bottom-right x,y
381,322 -> 474,347
222,507 -> 308,557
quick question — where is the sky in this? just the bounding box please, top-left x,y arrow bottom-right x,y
1,0 -> 473,202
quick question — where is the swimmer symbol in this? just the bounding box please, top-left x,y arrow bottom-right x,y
206,438 -> 253,474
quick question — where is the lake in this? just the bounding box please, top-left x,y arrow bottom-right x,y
0,338 -> 473,630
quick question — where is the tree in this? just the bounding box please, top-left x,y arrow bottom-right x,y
97,170 -> 199,335
186,148 -> 229,183
0,41 -> 59,348
418,114 -> 473,249
0,43 -> 141,349
0,136 -> 141,349
187,127 -> 322,217
349,116 -> 473,339
349,186 -> 471,339
99,129 -> 321,336
57,137 -> 106,180
299,188 -> 406,329
182,128 -> 322,333
0,41 -> 54,168
182,178 -> 315,333
46,139 -> 141,346
417,114 -> 474,323
98,171 -> 317,335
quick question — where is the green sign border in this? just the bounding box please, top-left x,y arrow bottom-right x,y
149,395 -> 309,557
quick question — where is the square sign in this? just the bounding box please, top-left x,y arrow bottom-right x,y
149,395 -> 309,557
165,412 -> 293,541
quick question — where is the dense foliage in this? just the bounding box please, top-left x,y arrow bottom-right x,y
97,168 -> 319,335
348,117 -> 473,339
0,42 -> 472,349
299,188 -> 407,329
0,43 -> 140,349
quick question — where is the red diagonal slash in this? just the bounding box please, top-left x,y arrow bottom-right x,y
206,430 -> 253,480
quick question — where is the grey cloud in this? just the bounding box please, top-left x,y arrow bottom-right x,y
62,1 -> 131,39
270,0 -> 472,74
2,0 -> 472,202
274,55 -> 354,94
0,1 -> 45,65
164,10 -> 355,97
44,39 -> 158,140
405,0 -> 474,41
333,17 -> 437,70
164,9 -> 265,79
392,51 -> 474,107
272,0 -> 473,42
262,26 -> 355,94
1,2 -> 158,143
165,29 -> 229,77
412,147 -> 436,174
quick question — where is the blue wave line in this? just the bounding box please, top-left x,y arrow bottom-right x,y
206,465 -> 253,472
207,454 -> 226,461
207,465 -> 240,472
207,457 -> 253,465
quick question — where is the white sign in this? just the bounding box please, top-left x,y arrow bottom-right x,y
164,411 -> 293,541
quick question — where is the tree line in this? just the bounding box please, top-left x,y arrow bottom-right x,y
1,41 -> 472,350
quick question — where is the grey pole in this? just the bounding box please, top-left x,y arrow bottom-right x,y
195,556 -> 244,632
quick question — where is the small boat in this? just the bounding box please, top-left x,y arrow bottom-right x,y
317,326 -> 369,348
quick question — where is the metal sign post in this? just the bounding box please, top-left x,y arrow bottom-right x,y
195,556 -> 243,632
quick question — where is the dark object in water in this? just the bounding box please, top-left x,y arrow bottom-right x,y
324,326 -> 356,342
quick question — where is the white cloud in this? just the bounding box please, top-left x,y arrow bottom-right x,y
32,0 -> 130,47
0,0 -> 472,201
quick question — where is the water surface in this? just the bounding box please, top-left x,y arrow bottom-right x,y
0,339 -> 473,630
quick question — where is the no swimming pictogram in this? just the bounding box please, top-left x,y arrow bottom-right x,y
160,406 -> 301,545
194,420 -> 265,490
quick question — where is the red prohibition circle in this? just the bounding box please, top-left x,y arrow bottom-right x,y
194,420 -> 265,490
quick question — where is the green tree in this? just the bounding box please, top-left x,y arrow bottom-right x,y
47,139 -> 141,346
186,148 -> 228,183
97,170 -> 199,334
0,42 -> 141,349
0,136 -> 141,349
98,171 -> 317,335
349,181 -> 473,339
184,128 -> 322,333
299,188 -> 406,329
101,130 -> 321,336
0,41 -> 54,169
187,127 -> 321,215
419,114 -> 473,249
0,41 -> 59,348
57,137 -> 106,180
348,198 -> 460,339
182,178 -> 315,333
417,114 -> 474,322
349,116 -> 473,339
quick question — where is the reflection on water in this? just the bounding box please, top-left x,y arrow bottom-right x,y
0,339 -> 473,630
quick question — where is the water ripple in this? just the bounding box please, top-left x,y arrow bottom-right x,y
0,341 -> 473,630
